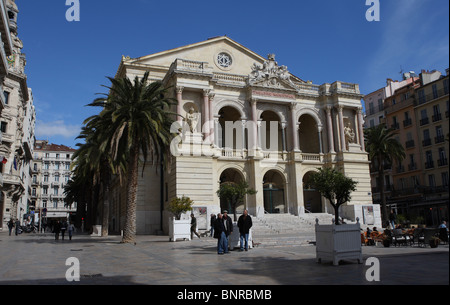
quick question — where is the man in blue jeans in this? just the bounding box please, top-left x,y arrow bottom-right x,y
237,209 -> 252,251
214,213 -> 228,254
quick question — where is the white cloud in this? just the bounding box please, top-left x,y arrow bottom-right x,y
35,120 -> 80,139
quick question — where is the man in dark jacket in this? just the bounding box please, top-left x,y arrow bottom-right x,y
214,213 -> 227,254
222,210 -> 233,251
237,209 -> 252,251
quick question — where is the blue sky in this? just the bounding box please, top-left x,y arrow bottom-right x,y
17,0 -> 449,148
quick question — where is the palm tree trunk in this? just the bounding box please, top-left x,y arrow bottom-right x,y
378,155 -> 388,226
101,182 -> 110,237
122,143 -> 139,244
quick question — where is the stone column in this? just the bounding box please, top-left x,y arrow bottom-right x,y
325,106 -> 335,153
317,125 -> 323,154
357,107 -> 365,151
176,86 -> 183,123
209,92 -> 215,146
241,119 -> 247,151
202,89 -> 210,143
214,117 -> 220,147
337,105 -> 346,151
290,103 -> 299,151
280,122 -> 287,152
250,99 -> 258,150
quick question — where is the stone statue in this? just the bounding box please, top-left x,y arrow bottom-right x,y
344,122 -> 355,148
185,107 -> 199,133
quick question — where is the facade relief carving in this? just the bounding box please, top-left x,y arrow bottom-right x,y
248,54 -> 296,89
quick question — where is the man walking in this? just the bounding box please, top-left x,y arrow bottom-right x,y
237,209 -> 252,251
190,213 -> 201,239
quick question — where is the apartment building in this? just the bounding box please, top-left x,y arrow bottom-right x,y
0,0 -> 35,229
32,140 -> 76,227
383,69 -> 449,225
363,73 -> 419,210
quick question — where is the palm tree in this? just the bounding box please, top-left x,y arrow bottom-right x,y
88,72 -> 176,243
364,124 -> 405,225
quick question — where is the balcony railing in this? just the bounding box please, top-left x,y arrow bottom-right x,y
435,135 -> 445,144
438,158 -> 448,167
420,117 -> 429,126
432,113 -> 442,122
405,140 -> 415,149
403,118 -> 412,127
425,161 -> 434,169
422,138 -> 432,147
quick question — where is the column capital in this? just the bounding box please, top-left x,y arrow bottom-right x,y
325,105 -> 333,113
176,86 -> 184,94
250,98 -> 258,106
336,104 -> 344,112
203,88 -> 211,97
289,102 -> 298,111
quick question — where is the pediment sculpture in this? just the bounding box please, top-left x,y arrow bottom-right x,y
248,54 -> 296,89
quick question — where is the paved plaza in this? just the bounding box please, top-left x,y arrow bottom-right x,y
0,230 -> 448,286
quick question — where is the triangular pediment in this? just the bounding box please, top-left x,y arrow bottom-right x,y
127,36 -> 265,76
123,36 -> 305,83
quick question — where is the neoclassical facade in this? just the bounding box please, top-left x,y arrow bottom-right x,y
111,36 -> 380,234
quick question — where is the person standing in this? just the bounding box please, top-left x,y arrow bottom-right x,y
237,209 -> 252,251
222,210 -> 233,252
210,213 -> 216,237
61,220 -> 68,240
389,210 -> 396,229
54,220 -> 61,240
190,213 -> 201,239
214,213 -> 227,254
7,219 -> 14,236
15,219 -> 20,236
68,222 -> 75,241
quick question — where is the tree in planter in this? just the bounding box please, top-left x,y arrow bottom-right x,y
310,167 -> 358,225
216,180 -> 257,222
168,196 -> 194,220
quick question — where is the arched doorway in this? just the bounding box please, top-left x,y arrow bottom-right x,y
302,171 -> 322,213
219,168 -> 245,213
298,114 -> 320,153
261,111 -> 283,152
218,106 -> 243,149
263,170 -> 285,213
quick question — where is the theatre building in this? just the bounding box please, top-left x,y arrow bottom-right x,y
108,36 -> 380,235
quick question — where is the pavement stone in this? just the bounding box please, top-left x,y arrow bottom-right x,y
0,230 -> 448,286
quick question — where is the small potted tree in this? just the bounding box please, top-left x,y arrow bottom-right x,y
168,195 -> 194,241
310,167 -> 362,266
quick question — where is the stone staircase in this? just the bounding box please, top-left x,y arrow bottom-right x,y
250,213 -> 349,248
199,213 -> 355,248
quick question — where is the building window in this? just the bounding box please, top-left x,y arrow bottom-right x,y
43,187 -> 48,195
418,89 -> 425,104
43,200 -> 47,208
420,109 -> 428,125
442,172 -> 449,187
53,200 -> 58,208
3,91 -> 9,104
428,174 -> 436,188
54,174 -> 60,182
425,151 -> 434,169
44,162 -> 49,170
53,187 -> 58,195
432,84 -> 438,99
0,121 -> 7,133
444,78 -> 449,95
